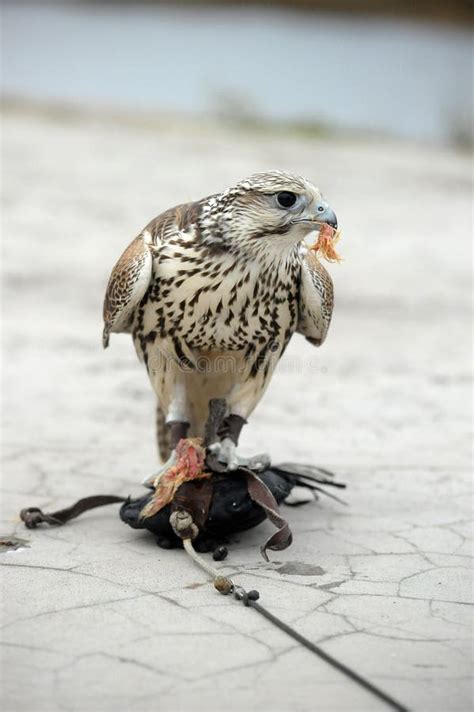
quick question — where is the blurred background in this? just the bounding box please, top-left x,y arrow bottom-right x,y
2,0 -> 473,144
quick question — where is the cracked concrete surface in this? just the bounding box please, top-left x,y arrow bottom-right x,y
1,105 -> 472,712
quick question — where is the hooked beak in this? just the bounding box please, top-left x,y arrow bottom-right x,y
291,201 -> 338,230
314,201 -> 338,229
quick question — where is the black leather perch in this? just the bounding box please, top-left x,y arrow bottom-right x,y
120,469 -> 289,548
120,463 -> 345,555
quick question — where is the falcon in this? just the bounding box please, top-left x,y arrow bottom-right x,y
103,171 -> 338,477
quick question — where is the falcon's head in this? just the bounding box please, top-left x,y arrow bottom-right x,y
199,170 -> 337,252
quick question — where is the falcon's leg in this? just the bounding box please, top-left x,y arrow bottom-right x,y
167,420 -> 191,448
208,371 -> 273,471
142,378 -> 190,487
209,414 -> 270,472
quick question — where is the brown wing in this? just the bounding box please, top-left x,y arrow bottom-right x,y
102,233 -> 153,348
102,200 -> 206,349
297,249 -> 334,347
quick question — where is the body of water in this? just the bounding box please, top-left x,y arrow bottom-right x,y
2,1 -> 472,142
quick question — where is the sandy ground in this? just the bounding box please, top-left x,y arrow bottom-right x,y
1,104 -> 472,712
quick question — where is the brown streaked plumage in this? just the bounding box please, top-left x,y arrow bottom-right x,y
102,171 -> 338,469
102,232 -> 153,348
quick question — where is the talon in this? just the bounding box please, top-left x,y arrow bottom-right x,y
211,437 -> 239,470
142,450 -> 178,488
207,438 -> 270,473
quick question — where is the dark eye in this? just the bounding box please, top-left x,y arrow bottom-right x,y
276,191 -> 297,208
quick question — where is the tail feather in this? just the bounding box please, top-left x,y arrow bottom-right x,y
102,326 -> 110,349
